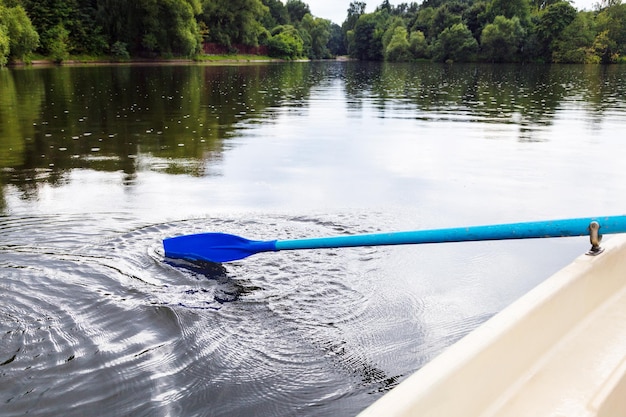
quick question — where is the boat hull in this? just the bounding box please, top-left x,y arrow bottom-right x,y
358,235 -> 626,417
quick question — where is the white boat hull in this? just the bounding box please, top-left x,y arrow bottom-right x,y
358,235 -> 626,417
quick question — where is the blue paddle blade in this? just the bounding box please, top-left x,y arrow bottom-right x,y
163,233 -> 277,263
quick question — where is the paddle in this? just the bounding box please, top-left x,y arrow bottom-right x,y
162,215 -> 626,263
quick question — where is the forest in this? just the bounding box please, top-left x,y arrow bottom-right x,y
0,0 -> 625,65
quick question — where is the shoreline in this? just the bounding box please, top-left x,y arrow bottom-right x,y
7,55 -> 355,67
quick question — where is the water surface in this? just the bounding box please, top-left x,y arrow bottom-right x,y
1,62 -> 625,416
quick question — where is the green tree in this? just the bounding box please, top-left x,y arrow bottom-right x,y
487,0 -> 531,25
534,1 -> 577,60
67,0 -> 107,54
376,0 -> 392,14
201,0 -> 266,47
298,23 -> 312,57
300,13 -> 332,59
350,12 -> 388,60
20,0 -> 104,55
594,2 -> 626,62
529,0 -> 561,10
143,0 -> 202,56
464,1 -> 489,39
261,0 -> 288,28
409,30 -> 428,58
552,12 -> 598,63
411,6 -> 436,39
481,15 -> 525,62
429,4 -> 462,39
0,24 -> 9,65
382,17 -> 405,53
47,23 -> 69,62
328,23 -> 346,55
95,0 -> 142,51
343,1 -> 366,32
286,0 -> 310,23
20,0 -> 75,53
432,22 -> 478,62
267,24 -> 304,58
596,0 -> 623,9
385,26 -> 411,61
0,4 -> 39,61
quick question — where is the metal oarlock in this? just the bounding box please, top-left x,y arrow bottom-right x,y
586,221 -> 604,256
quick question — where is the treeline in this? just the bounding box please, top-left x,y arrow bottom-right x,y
345,0 -> 626,63
0,0 -> 343,65
0,0 -> 625,66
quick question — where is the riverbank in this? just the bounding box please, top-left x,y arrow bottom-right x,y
5,53 -> 361,67
6,54 -> 357,67
7,54 -> 279,67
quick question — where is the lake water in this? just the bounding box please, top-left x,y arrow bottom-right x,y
1,62 -> 625,416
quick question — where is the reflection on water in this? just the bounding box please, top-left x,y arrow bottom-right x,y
1,63 -> 625,203
1,62 -> 626,416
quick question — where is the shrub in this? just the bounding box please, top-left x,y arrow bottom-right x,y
47,25 -> 70,63
267,26 -> 304,59
110,41 -> 130,60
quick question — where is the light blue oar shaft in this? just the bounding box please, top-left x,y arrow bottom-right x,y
275,215 -> 626,251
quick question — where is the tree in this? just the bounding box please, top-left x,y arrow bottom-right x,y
594,2 -> 626,62
66,0 -> 107,54
376,0 -> 392,14
143,0 -> 202,56
385,26 -> 411,61
552,12 -> 597,62
429,4 -> 462,39
20,0 -> 75,54
409,30 -> 428,58
200,0 -> 266,47
596,0 -> 623,9
0,24 -> 9,66
343,1 -> 366,32
421,0 -> 447,7
350,12 -> 387,61
487,0 -> 531,25
464,1 -> 488,39
382,16 -> 405,52
328,23 -> 347,55
0,4 -> 39,61
286,0 -> 310,23
19,0 -> 105,55
411,6 -> 436,39
300,14 -> 332,59
529,0 -> 561,10
94,0 -> 143,52
534,1 -> 577,60
481,15 -> 525,62
261,0 -> 288,28
47,23 -> 69,62
593,29 -> 618,62
267,24 -> 304,58
432,22 -> 478,62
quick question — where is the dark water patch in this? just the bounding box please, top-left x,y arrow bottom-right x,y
0,213 -> 434,416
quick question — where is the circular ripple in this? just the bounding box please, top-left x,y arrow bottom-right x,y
0,213 -> 421,417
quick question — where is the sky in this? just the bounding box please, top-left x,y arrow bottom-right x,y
306,0 -> 599,25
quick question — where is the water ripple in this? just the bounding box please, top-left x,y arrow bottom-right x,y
1,214 -> 429,416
